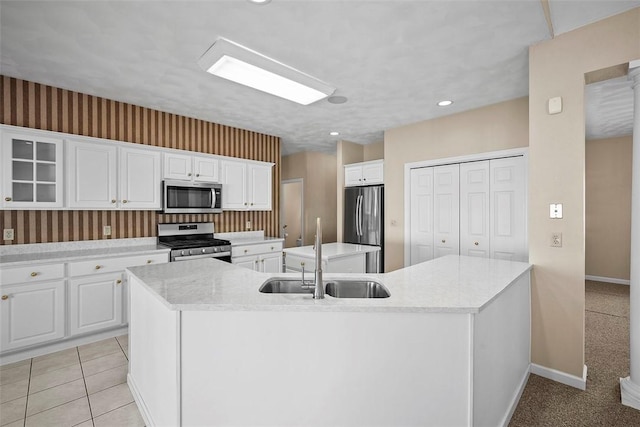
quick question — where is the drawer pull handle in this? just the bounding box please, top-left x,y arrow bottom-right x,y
30,272 -> 38,277
271,246 -> 274,250
5,197 -> 11,202
244,249 -> 248,254
147,260 -> 152,264
1,295 -> 8,300
474,241 -> 479,246
441,239 -> 446,243
95,265 -> 102,270
116,279 -> 122,284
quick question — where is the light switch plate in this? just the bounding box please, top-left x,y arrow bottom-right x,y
3,228 -> 14,240
551,232 -> 562,247
103,225 -> 111,236
548,97 -> 562,115
550,203 -> 563,219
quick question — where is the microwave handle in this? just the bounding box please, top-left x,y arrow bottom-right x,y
211,189 -> 217,209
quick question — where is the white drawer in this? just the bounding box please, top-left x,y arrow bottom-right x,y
284,255 -> 318,272
232,242 -> 283,258
69,252 -> 167,277
1,263 -> 65,286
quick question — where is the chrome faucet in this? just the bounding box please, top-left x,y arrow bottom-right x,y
313,218 -> 324,299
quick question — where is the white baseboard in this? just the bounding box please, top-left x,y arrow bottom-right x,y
620,376 -> 640,410
530,363 -> 587,390
500,368 -> 530,427
0,326 -> 128,366
585,275 -> 630,285
128,374 -> 155,427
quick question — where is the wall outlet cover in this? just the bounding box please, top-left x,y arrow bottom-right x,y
551,232 -> 562,247
3,229 -> 15,241
103,225 -> 112,236
246,221 -> 252,230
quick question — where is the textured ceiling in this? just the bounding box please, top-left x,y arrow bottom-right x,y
1,1 -> 638,155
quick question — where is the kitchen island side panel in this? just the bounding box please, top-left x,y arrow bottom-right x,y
473,272 -> 531,426
128,276 -> 181,427
180,310 -> 471,427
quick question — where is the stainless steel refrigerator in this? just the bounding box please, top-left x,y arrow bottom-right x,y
344,185 -> 384,273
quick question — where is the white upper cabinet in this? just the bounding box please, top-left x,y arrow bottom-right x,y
120,146 -> 162,209
344,160 -> 383,187
163,152 -> 219,183
67,140 -> 118,209
67,139 -> 161,210
221,159 -> 273,211
1,128 -> 64,209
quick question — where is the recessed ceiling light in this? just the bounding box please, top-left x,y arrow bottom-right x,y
327,95 -> 348,104
437,100 -> 453,107
330,131 -> 340,136
248,0 -> 271,4
198,38 -> 335,105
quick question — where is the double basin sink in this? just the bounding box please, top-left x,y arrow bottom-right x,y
259,278 -> 390,298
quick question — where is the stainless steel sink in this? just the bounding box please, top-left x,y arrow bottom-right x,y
259,279 -> 313,294
259,278 -> 390,298
325,280 -> 390,298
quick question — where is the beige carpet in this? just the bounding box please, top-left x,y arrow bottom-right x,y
509,280 -> 640,426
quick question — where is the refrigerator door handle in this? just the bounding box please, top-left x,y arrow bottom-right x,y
355,195 -> 360,236
357,194 -> 363,236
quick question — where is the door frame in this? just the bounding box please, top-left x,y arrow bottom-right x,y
403,147 -> 529,268
280,178 -> 304,247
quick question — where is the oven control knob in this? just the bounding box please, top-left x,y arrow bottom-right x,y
202,249 -> 206,254
213,247 -> 218,253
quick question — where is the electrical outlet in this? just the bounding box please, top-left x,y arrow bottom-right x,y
103,225 -> 112,236
551,232 -> 562,247
246,221 -> 252,230
3,229 -> 14,241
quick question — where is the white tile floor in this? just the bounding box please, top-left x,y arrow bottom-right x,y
0,335 -> 145,427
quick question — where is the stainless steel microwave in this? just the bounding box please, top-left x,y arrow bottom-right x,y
163,180 -> 222,214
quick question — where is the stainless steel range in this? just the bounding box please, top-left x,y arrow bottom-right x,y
158,223 -> 231,262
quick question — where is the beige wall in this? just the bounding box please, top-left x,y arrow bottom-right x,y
336,140 -> 365,242
383,97 -> 529,271
586,136 -> 632,280
529,8 -> 639,377
364,141 -> 384,161
282,151 -> 338,244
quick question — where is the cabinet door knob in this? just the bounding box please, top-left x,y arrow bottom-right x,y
30,272 -> 38,277
244,202 -> 248,206
251,202 -> 254,206
111,199 -> 116,204
474,241 -> 479,246
301,262 -> 305,267
188,173 -> 192,177
261,259 -> 265,263
244,249 -> 248,254
441,239 -> 446,243
271,246 -> 274,250
95,265 -> 102,270
1,295 -> 8,300
122,200 -> 128,204
4,197 -> 11,202
196,174 -> 200,177
116,279 -> 122,284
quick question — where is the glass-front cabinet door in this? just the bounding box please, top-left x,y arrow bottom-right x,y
1,129 -> 64,208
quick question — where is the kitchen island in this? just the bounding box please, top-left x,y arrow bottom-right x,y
126,255 -> 532,426
283,242 -> 381,273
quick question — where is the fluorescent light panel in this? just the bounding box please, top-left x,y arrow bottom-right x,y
198,38 -> 334,105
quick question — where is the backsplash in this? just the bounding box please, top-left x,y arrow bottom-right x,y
0,76 -> 280,245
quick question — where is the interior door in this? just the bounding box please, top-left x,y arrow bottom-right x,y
433,164 -> 460,258
410,167 -> 434,265
490,156 -> 527,261
460,161 -> 490,258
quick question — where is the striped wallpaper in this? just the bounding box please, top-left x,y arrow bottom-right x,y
0,76 -> 281,245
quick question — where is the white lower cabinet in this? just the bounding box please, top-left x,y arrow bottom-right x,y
0,280 -> 65,351
232,242 -> 283,273
68,272 -> 123,336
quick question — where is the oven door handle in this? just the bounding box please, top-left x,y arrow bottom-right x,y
174,253 -> 230,261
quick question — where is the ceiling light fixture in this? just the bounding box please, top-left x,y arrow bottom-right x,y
198,38 -> 335,105
248,0 -> 271,4
437,100 -> 453,107
330,131 -> 340,136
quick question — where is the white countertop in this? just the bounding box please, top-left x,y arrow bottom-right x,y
216,231 -> 284,246
283,242 -> 379,261
0,238 -> 169,267
127,255 -> 532,314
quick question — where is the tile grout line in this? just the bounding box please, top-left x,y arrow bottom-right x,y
21,358 -> 32,427
76,347 -> 95,427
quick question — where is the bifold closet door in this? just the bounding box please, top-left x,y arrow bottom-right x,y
460,161 -> 490,257
433,164 -> 460,258
490,156 -> 527,261
410,167 -> 434,264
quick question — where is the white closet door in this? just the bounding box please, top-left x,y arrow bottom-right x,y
460,161 -> 490,258
410,167 -> 434,265
433,164 -> 460,258
490,157 -> 527,261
